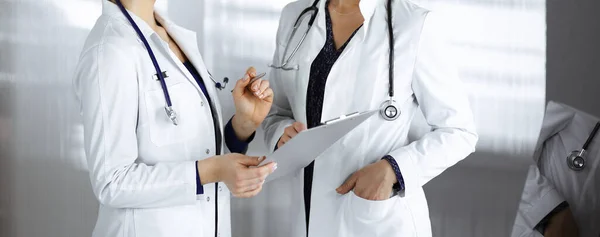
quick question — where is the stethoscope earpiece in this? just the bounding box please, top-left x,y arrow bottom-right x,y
214,77 -> 229,90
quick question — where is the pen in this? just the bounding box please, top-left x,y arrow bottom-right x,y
232,72 -> 267,92
249,72 -> 267,84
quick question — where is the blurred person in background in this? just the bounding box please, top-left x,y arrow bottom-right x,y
513,101 -> 600,237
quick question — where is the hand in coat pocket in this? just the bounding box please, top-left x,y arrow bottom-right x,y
336,160 -> 396,201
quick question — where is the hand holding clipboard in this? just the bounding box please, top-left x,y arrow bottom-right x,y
259,110 -> 378,182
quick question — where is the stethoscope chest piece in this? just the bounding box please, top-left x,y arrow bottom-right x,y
380,100 -> 400,121
565,121 -> 600,171
567,150 -> 586,171
165,106 -> 179,126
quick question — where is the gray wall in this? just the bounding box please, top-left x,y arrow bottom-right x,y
547,0 -> 600,117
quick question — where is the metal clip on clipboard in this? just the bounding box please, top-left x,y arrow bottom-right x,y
322,112 -> 361,125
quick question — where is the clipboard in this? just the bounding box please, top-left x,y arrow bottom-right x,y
260,110 -> 378,182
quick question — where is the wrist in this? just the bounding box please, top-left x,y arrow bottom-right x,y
232,114 -> 256,141
197,157 -> 221,184
378,159 -> 398,184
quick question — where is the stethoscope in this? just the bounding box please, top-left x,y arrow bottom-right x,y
115,0 -> 229,126
269,0 -> 400,121
566,121 -> 600,171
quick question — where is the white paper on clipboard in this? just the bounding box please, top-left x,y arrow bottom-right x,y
260,110 -> 378,182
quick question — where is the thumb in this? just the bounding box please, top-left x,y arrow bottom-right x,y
336,173 -> 358,194
233,75 -> 251,98
238,155 -> 265,167
232,67 -> 256,97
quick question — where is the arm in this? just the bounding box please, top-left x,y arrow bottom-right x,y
512,165 -> 578,237
388,12 -> 478,196
74,41 -> 197,208
510,171 -> 580,237
541,206 -> 579,237
224,117 -> 255,154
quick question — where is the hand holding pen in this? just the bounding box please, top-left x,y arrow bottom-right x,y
231,67 -> 273,141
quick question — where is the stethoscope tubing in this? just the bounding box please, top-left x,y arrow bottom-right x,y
271,0 -> 400,121
115,0 -> 173,109
582,122 -> 600,150
386,0 -> 394,98
274,0 -> 396,100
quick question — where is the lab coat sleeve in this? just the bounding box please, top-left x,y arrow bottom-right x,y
511,165 -> 565,237
74,40 -> 197,209
224,117 -> 254,154
261,5 -> 296,151
388,12 -> 478,197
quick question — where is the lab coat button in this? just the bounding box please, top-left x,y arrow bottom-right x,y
201,101 -> 204,106
219,186 -> 222,192
206,149 -> 210,154
207,196 -> 210,202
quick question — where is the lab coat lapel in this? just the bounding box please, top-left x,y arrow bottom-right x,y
313,0 -> 366,122
533,101 -> 576,163
292,0 -> 327,125
169,26 -> 219,102
175,30 -> 224,127
158,15 -> 225,138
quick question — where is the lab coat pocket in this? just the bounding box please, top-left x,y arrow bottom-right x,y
347,191 -> 396,221
144,82 -> 203,147
132,204 -> 200,237
341,192 -> 415,237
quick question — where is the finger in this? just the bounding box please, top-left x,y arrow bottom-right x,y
249,78 -> 263,93
285,126 -> 299,138
252,162 -> 277,178
336,173 -> 358,194
233,67 -> 257,96
253,80 -> 270,99
246,66 -> 257,78
233,75 -> 251,97
234,177 -> 265,193
262,88 -> 274,102
293,122 -> 307,132
277,134 -> 289,148
236,184 -> 264,198
235,161 -> 274,181
237,156 -> 266,167
280,134 -> 291,144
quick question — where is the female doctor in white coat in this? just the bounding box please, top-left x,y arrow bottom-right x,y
263,0 -> 478,236
73,0 -> 276,237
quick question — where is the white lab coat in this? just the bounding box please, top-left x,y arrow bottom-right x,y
73,2 -> 231,237
512,165 -> 565,237
512,101 -> 600,237
262,0 -> 478,236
